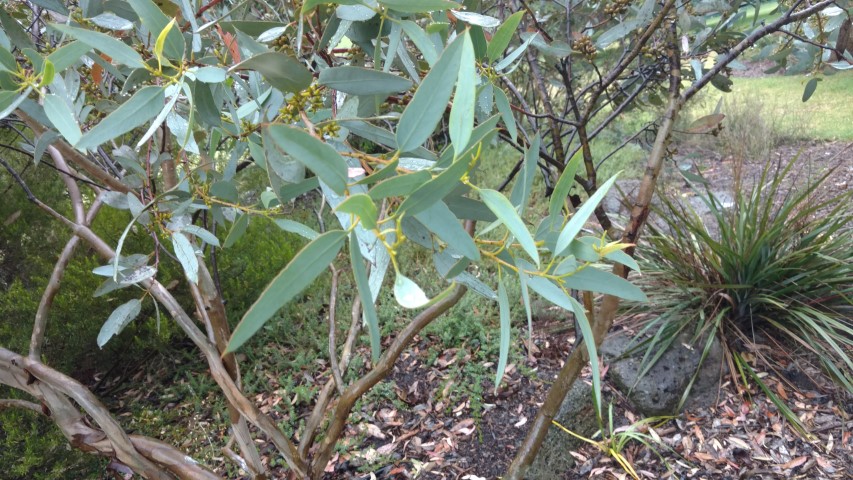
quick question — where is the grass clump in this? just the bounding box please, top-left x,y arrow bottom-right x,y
637,155 -> 853,409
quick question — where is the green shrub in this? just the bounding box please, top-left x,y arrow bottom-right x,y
637,156 -> 853,401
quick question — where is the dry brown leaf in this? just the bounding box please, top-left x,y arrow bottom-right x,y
779,455 -> 808,469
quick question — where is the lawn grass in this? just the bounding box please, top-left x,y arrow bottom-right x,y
705,71 -> 853,141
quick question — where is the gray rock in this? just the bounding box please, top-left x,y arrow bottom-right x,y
601,331 -> 722,417
527,380 -> 598,479
603,179 -> 641,218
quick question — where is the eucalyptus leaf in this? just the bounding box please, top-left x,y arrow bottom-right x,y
554,174 -> 618,256
265,125 -> 348,194
449,32 -> 475,155
495,279 -> 511,392
379,0 -> 459,13
487,11 -> 524,63
393,273 -> 430,308
350,233 -> 381,361
50,24 -> 145,69
227,230 -> 346,352
319,66 -> 412,96
232,52 -> 312,94
43,94 -> 82,145
76,86 -> 165,150
97,298 -> 142,348
397,33 -> 465,152
480,189 -> 540,267
172,232 -> 199,284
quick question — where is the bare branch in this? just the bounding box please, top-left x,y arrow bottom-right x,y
681,0 -> 834,103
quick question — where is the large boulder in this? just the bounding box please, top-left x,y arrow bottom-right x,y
527,379 -> 598,479
600,331 -> 723,417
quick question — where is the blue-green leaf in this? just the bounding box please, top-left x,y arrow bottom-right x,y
394,273 -> 430,308
397,33 -> 466,152
223,213 -> 250,248
272,219 -> 319,240
76,86 -> 165,150
495,278 -> 511,393
194,66 -> 227,83
549,149 -> 583,218
561,266 -> 647,302
400,21 -> 438,66
487,11 -> 524,63
368,170 -> 431,199
493,86 -> 517,141
227,230 -> 346,352
510,134 -> 539,214
232,52 -> 312,94
350,233 -> 381,361
554,174 -> 618,256
172,232 -> 199,284
128,0 -> 185,60
568,295 -> 602,419
43,94 -> 81,145
265,125 -> 348,194
449,31 -> 475,155
97,298 -> 142,348
380,0 -> 459,13
414,201 -> 479,261
181,224 -> 220,247
319,66 -> 412,96
50,24 -> 145,69
396,153 -> 470,217
335,193 -> 378,230
46,41 -> 92,72
480,189 -> 539,267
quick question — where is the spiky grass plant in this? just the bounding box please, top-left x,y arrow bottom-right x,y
635,156 -> 853,415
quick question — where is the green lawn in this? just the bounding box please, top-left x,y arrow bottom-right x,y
706,71 -> 853,141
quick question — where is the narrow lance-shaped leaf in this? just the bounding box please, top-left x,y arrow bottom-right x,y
232,52 -> 312,94
97,298 -> 142,348
549,149 -> 583,218
171,232 -> 199,284
480,189 -> 540,267
487,11 -> 524,63
50,24 -> 145,68
493,86 -> 517,141
396,152 -> 471,217
128,0 -> 185,60
223,213 -> 250,248
43,94 -> 81,145
397,33 -> 466,152
350,234 -> 381,362
561,266 -> 647,302
516,258 -> 533,343
495,278 -> 511,393
379,0 -> 460,13
449,31 -> 475,155
265,125 -> 348,194
76,86 -> 165,150
554,174 -> 619,256
227,230 -> 346,353
319,66 -> 412,96
568,296 -> 602,420
510,134 -> 539,214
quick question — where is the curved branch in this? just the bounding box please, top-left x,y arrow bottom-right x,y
30,194 -> 104,360
0,348 -> 221,480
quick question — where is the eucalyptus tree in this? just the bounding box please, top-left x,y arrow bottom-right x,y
0,0 -> 846,478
